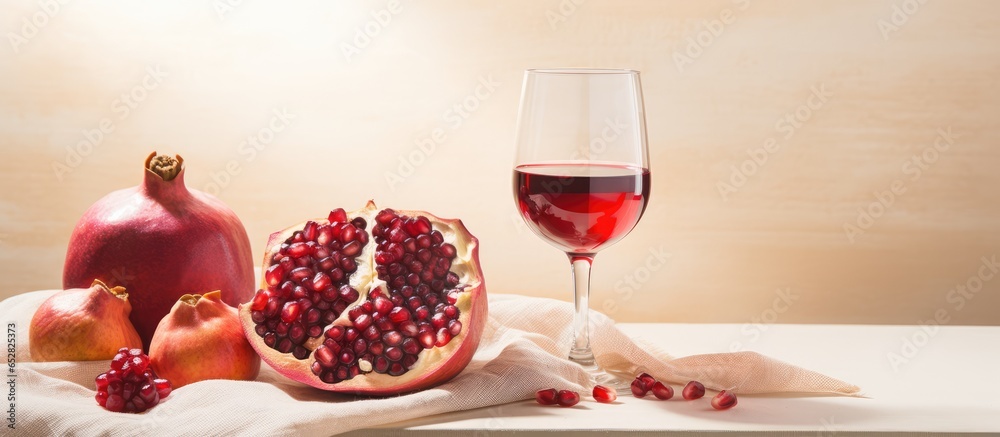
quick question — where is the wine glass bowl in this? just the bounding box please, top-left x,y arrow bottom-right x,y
513,68 -> 650,389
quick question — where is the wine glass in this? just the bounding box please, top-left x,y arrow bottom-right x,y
513,69 -> 650,389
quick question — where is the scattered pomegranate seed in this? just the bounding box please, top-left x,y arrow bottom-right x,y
651,381 -> 674,400
637,372 -> 656,388
592,385 -> 617,403
630,378 -> 649,397
711,390 -> 738,410
536,388 -> 558,405
682,381 -> 706,400
557,390 -> 580,407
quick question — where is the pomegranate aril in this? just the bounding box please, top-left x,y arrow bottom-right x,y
354,314 -> 373,330
383,331 -> 403,347
339,286 -> 359,302
374,297 -> 393,316
557,390 -> 580,407
315,346 -> 336,367
401,338 -> 420,355
431,313 -> 448,329
385,347 -> 403,361
683,381 -> 706,400
375,209 -> 395,225
593,385 -> 617,403
414,306 -> 430,321
651,381 -> 674,400
536,388 -> 558,405
389,307 -> 411,323
328,208 -> 348,224
105,394 -> 125,412
418,331 -> 435,349
375,316 -> 394,332
399,321 -> 419,337
435,328 -> 452,347
352,217 -> 367,229
265,264 -> 285,287
341,226 -> 357,243
388,362 -> 405,376
447,320 -> 462,336
353,338 -> 368,355
631,379 -> 649,397
711,390 -> 738,410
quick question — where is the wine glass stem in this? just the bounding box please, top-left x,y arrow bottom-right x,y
568,254 -> 596,366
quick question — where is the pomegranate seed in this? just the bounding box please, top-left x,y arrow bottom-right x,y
592,385 -> 617,403
439,243 -> 457,258
280,302 -> 300,323
431,313 -> 448,329
388,307 -> 411,323
434,328 -> 451,347
418,331 -> 435,349
683,381 -> 706,400
317,225 -> 334,245
631,379 -> 649,397
402,338 -> 421,355
557,390 -> 580,407
637,372 -> 656,388
311,272 -> 331,291
250,290 -> 269,312
382,331 -> 403,347
375,209 -> 396,225
265,264 -> 285,286
536,388 -> 558,405
328,208 -> 347,224
385,347 -> 403,361
315,346 -> 336,367
447,319 -> 462,336
651,381 -> 674,400
711,390 -> 738,410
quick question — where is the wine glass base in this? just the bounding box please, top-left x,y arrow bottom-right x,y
570,351 -> 632,393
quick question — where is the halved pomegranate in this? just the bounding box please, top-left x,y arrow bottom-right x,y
238,202 -> 487,395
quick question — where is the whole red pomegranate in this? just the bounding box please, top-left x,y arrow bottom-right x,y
63,152 -> 255,350
239,202 -> 487,395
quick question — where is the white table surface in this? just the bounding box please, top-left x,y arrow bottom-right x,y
345,323 -> 1000,436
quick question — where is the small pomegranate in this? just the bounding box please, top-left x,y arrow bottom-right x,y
536,388 -> 558,405
95,347 -> 172,413
238,202 -> 487,395
683,381 -> 706,400
63,152 -> 255,349
593,385 -> 617,403
711,390 -> 738,410
29,280 -> 142,362
557,390 -> 580,407
149,291 -> 260,388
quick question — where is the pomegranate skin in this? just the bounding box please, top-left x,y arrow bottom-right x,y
63,153 -> 254,350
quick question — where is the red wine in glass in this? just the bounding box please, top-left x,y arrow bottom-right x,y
514,163 -> 651,254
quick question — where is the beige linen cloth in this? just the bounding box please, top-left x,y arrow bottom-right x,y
1,290 -> 859,435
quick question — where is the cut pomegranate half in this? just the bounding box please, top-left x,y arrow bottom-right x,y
238,202 -> 487,395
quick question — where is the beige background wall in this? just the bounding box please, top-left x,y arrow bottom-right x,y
2,0 -> 998,326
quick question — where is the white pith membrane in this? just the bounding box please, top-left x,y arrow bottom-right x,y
239,201 -> 486,394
